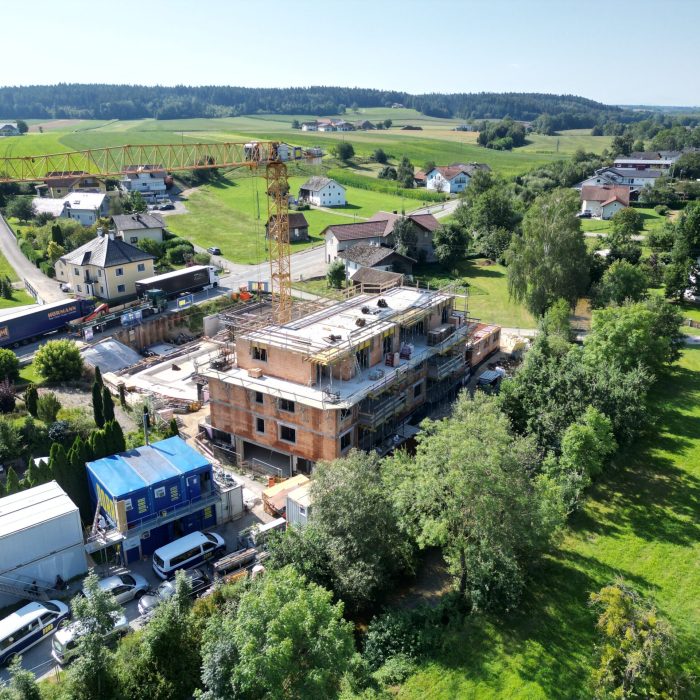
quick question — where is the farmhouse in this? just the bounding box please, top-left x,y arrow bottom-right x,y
111,212 -> 165,244
266,212 -> 309,242
300,121 -> 318,131
580,185 -> 630,219
575,167 -> 661,193
202,284 -> 469,475
0,122 -> 19,137
613,151 -> 681,171
298,176 -> 346,207
33,191 -> 109,226
55,230 -> 155,301
338,243 -> 415,278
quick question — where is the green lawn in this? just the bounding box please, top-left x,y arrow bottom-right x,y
414,258 -> 536,328
581,207 -> 671,236
165,173 -> 413,265
0,289 -> 35,309
18,361 -> 42,386
0,248 -> 19,281
398,348 -> 700,699
292,277 -> 346,300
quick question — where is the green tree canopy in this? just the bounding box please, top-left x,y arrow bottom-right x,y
6,196 -> 35,222
392,217 -> 418,257
333,142 -> 355,162
0,349 -> 20,382
24,384 -> 38,417
433,221 -> 469,266
36,391 -> 61,423
387,393 -> 565,610
34,339 -> 84,382
396,156 -> 414,188
594,259 -> 649,307
326,259 -> 346,289
372,148 -> 388,164
506,188 -> 590,317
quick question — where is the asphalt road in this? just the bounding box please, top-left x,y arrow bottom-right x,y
0,214 -> 66,304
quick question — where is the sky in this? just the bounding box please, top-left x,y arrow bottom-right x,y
1,0 -> 699,106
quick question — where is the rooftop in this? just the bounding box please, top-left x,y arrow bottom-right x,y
111,212 -> 164,231
581,185 -> 631,206
86,436 -> 211,498
338,244 -> 406,267
0,482 -> 78,539
59,234 -> 155,268
299,176 -> 343,192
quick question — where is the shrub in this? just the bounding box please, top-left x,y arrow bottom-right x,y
48,420 -> 71,443
34,339 -> 84,382
0,348 -> 20,382
167,244 -> 194,265
0,379 -> 16,413
37,392 -> 62,423
39,261 -> 56,278
193,252 -> 211,265
654,204 -> 669,215
373,654 -> 417,686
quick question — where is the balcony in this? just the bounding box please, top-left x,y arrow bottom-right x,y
427,354 -> 464,381
358,391 -> 407,428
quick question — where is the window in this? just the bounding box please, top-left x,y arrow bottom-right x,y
98,269 -> 102,277
340,430 -> 352,451
123,499 -> 133,512
414,382 -> 423,398
117,284 -> 126,293
137,263 -> 146,272
76,285 -> 82,292
299,505 -> 307,516
383,334 -> 393,354
252,346 -> 268,362
279,398 -> 295,413
100,286 -> 104,294
280,425 -> 296,443
116,268 -> 124,276
154,487 -> 166,498
340,407 -> 352,422
256,417 -> 265,434
255,391 -> 264,404
130,237 -> 138,244
74,267 -> 80,276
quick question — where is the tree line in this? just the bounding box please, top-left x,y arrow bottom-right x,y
0,85 -> 634,124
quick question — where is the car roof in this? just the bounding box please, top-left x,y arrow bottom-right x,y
153,531 -> 211,560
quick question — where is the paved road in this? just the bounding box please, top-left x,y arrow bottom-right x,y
0,214 -> 66,304
410,198 -> 460,219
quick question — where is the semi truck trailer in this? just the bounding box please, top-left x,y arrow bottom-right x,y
135,265 -> 218,300
0,298 -> 95,348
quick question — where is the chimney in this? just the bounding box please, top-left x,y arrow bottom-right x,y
96,227 -> 104,238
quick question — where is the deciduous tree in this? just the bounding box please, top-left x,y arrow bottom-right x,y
593,259 -> 649,307
34,339 -> 84,382
433,221 -> 469,265
0,347 -> 20,383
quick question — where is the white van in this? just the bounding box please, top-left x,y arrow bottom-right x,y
152,531 -> 225,579
0,600 -> 70,666
51,611 -> 128,665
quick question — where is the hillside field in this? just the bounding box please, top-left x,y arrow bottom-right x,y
397,347 -> 700,698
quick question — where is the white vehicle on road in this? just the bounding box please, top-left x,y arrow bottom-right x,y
83,572 -> 148,604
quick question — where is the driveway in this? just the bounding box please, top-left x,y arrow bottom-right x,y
410,198 -> 460,219
0,214 -> 66,304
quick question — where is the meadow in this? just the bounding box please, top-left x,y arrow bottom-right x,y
580,207 -> 670,236
398,347 -> 700,698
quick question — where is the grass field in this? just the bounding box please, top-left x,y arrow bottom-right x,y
165,173 -> 415,264
398,347 -> 700,699
580,207 -> 671,236
414,258 -> 536,328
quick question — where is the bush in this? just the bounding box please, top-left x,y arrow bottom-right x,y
39,261 -> 56,278
34,340 -> 84,382
193,252 -> 211,266
0,348 -> 20,382
372,654 -> 417,686
37,392 -> 62,423
167,244 -> 194,265
654,204 -> 669,215
48,420 -> 71,443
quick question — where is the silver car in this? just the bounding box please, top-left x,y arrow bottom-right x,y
138,568 -> 209,617
84,572 -> 149,604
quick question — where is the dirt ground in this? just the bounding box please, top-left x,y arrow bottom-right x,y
40,385 -> 138,432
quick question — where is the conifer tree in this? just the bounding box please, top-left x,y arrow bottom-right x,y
24,384 -> 38,417
4,467 -> 21,495
102,386 -> 115,423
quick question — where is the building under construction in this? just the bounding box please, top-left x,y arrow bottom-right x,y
201,281 -> 471,476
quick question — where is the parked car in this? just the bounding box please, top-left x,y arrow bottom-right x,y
577,210 -> 592,218
138,568 -> 210,617
51,611 -> 128,665
158,203 -> 175,211
207,246 -> 221,255
152,531 -> 226,579
83,572 -> 148,604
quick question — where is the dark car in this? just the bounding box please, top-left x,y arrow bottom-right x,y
158,203 -> 175,211
207,246 -> 221,255
577,211 -> 592,218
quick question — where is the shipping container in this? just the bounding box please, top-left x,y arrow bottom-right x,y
0,298 -> 95,348
135,265 -> 217,299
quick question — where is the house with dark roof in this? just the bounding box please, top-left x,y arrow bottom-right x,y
350,267 -> 405,292
54,231 -> 155,301
0,122 -> 19,137
35,171 -> 105,199
324,211 -> 440,263
298,177 -> 346,207
575,167 -> 661,194
111,212 -> 165,245
613,151 -> 681,171
580,185 -> 630,220
265,212 -> 309,242
338,243 -> 415,278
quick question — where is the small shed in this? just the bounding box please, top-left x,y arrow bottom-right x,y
286,481 -> 312,527
266,212 -> 309,242
262,474 -> 310,517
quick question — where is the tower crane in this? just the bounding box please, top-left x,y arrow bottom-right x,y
0,141 -> 297,323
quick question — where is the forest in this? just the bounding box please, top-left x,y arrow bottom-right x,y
0,84 -> 636,126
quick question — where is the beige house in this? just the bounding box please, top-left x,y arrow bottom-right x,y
111,212 -> 165,244
55,232 -> 155,302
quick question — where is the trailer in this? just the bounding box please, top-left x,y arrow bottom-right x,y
0,298 -> 95,348
135,266 -> 218,300
211,547 -> 257,579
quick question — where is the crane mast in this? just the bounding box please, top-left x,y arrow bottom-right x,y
0,141 -> 296,323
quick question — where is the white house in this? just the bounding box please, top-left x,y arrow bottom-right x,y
300,121 -> 318,132
111,212 -> 165,244
426,166 -> 471,194
575,167 -> 661,193
298,176 -> 346,207
613,151 -> 681,171
580,185 -> 630,219
121,165 -> 167,196
0,122 -> 19,137
33,192 -> 109,226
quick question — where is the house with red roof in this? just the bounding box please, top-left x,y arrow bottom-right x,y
580,185 -> 630,220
